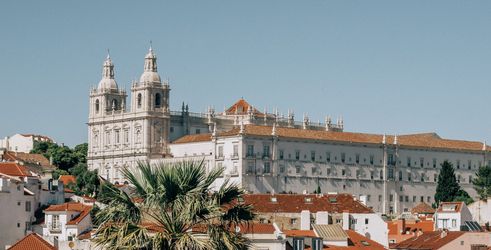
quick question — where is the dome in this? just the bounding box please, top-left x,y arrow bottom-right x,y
139,71 -> 161,83
98,78 -> 118,90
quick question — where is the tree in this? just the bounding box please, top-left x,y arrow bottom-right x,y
93,160 -> 255,250
453,189 -> 474,205
435,160 -> 460,205
73,143 -> 88,164
50,146 -> 78,171
472,165 -> 491,200
68,163 -> 100,197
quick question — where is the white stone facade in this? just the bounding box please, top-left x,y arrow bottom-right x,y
0,134 -> 53,153
88,48 -> 487,217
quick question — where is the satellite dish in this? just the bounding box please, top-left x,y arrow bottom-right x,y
235,226 -> 241,233
68,241 -> 75,249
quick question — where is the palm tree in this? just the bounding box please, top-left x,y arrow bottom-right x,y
93,160 -> 255,250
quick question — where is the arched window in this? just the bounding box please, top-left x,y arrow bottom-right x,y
112,99 -> 118,110
95,99 -> 100,113
137,93 -> 142,108
380,170 -> 383,180
155,93 -> 161,108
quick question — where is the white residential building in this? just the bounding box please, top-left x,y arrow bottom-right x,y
42,202 -> 93,250
88,48 -> 487,216
434,202 -> 473,231
0,134 -> 53,153
468,198 -> 491,225
0,162 -> 64,249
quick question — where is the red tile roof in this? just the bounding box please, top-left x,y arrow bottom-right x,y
411,202 -> 435,214
2,151 -> 54,169
242,193 -> 373,214
303,230 -> 385,250
284,230 -> 317,237
0,162 -> 33,177
225,98 -> 264,116
172,125 -> 491,152
59,175 -> 76,185
392,231 -> 465,249
7,233 -> 55,250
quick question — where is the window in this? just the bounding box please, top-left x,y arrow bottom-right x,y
311,151 -> 316,161
407,157 -> 411,167
95,99 -> 100,113
421,173 -> 425,182
112,99 -> 118,110
341,153 -> 346,163
457,160 -> 460,169
433,158 -> 437,168
407,173 -> 411,182
468,160 -> 472,170
247,145 -> 254,157
263,162 -> 271,174
155,93 -> 161,107
52,215 -> 60,230
105,131 -> 111,145
380,170 -> 383,180
370,171 -> 374,180
137,93 -> 142,108
279,150 -> 284,160
25,221 -> 31,231
135,129 -> 141,143
420,196 -> 424,202
355,154 -> 360,164
195,129 -> 201,134
232,144 -> 238,157
378,195 -> 382,202
296,166 -> 301,174
452,219 -> 457,228
398,171 -> 403,181
25,201 -> 31,212
263,145 -> 270,158
290,218 -> 297,225
405,196 -> 409,202
247,162 -> 254,173
413,196 -> 416,202
367,195 -> 371,201
365,218 -> 369,224
124,130 -> 129,143
434,174 -> 437,182
388,154 -> 394,165
280,165 -> 285,173
427,196 -> 431,202
388,168 -> 394,179
469,175 -> 472,184
115,130 -> 120,144
370,155 -> 374,165
295,150 -> 300,160
457,175 -> 461,183
399,195 -> 403,202
420,157 -> 424,167
218,146 -> 224,158
326,152 -> 331,162
342,169 -> 346,176
389,194 -> 393,202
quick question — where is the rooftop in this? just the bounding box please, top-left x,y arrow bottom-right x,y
59,175 -> 76,185
172,124 -> 490,153
7,233 -> 55,250
392,231 -> 465,250
241,193 -> 373,214
0,162 -> 33,177
411,202 -> 435,215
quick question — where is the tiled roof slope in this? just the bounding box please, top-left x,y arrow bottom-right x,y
392,231 -> 464,249
411,202 -> 435,214
436,202 -> 464,213
3,151 -> 53,168
59,175 -> 76,185
171,125 -> 490,152
313,224 -> 348,241
7,233 -> 55,250
242,193 -> 372,214
0,162 -> 32,177
225,98 -> 264,115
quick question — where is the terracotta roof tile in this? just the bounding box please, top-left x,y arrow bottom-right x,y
2,151 -> 53,169
283,230 -> 317,237
411,202 -> 435,214
7,233 -> 55,250
242,193 -> 373,214
225,98 -> 264,116
0,162 -> 33,177
172,125 -> 491,152
392,231 -> 465,249
59,175 -> 76,185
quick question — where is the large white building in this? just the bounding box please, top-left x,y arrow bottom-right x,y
0,134 -> 53,153
87,48 -> 487,215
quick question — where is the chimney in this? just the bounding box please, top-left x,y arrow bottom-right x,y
397,218 -> 406,234
315,211 -> 329,225
342,211 -> 350,230
300,210 -> 310,230
53,236 -> 59,249
440,229 -> 447,238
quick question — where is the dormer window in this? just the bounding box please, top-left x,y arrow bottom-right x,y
304,197 -> 312,203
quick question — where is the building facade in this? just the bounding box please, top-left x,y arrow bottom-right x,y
88,48 -> 487,215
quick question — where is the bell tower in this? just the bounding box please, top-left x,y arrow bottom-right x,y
130,47 -> 170,155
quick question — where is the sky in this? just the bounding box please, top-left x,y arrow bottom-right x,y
0,1 -> 490,147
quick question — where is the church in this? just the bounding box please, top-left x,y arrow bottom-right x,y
87,48 -> 487,214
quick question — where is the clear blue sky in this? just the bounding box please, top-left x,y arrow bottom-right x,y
1,1 -> 490,147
